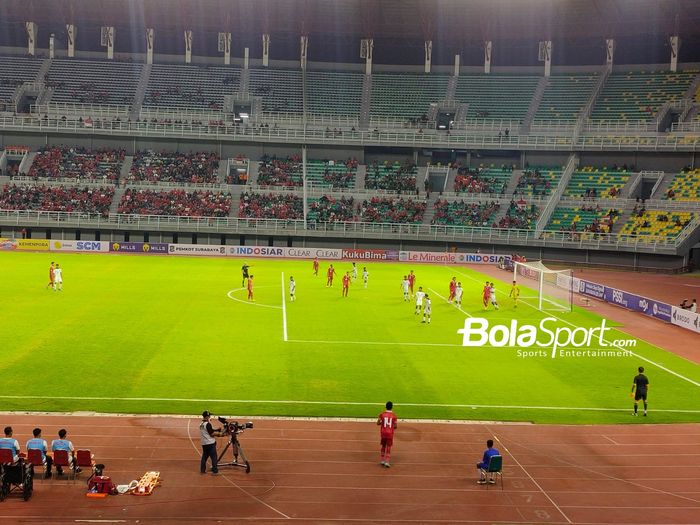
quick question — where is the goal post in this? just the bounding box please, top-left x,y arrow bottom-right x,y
513,260 -> 573,312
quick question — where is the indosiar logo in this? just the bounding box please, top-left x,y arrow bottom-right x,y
457,317 -> 635,358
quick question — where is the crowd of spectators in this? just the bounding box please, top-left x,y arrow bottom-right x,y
559,206 -> 620,235
238,192 -> 303,220
515,169 -> 553,196
494,200 -> 539,229
257,155 -> 303,187
321,159 -> 359,189
360,197 -> 426,224
28,146 -> 125,182
129,150 -> 220,184
0,184 -> 115,216
454,167 -> 506,195
432,200 -> 500,226
308,196 -> 356,222
365,161 -> 417,192
118,189 -> 231,217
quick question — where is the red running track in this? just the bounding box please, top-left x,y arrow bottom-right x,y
0,414 -> 698,524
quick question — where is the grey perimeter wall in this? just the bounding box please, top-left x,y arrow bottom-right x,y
1,225 -> 691,272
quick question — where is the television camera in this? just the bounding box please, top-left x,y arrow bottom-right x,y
216,416 -> 253,473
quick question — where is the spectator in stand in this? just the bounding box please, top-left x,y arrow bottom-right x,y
432,200 -> 500,226
238,192 -> 303,220
257,155 -> 303,187
28,146 -> 125,182
118,189 -> 231,217
365,161 -> 417,192
360,197 -> 426,224
309,195 -> 356,222
0,184 -> 115,217
454,166 -> 499,194
129,150 -> 220,184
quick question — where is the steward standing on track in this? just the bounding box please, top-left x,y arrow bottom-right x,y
631,367 -> 649,417
200,411 -> 223,475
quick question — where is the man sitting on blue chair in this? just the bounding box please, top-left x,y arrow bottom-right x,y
477,439 -> 500,484
0,426 -> 21,463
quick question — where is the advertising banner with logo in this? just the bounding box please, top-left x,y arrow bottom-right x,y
342,249 -> 396,260
50,240 -> 110,252
110,242 -> 169,254
399,251 -> 511,265
578,279 -> 606,300
0,238 -> 18,250
168,243 -> 227,256
604,287 -> 637,309
226,246 -> 344,259
635,297 -> 673,323
17,239 -> 50,251
671,306 -> 700,334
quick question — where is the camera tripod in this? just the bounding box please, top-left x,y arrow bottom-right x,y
217,432 -> 251,473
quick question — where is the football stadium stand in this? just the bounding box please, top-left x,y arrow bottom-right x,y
455,74 -> 540,121
45,59 -> 142,106
665,168 -> 700,201
27,146 -> 125,182
306,71 -> 363,117
620,210 -> 695,239
257,156 -> 304,187
305,159 -> 358,189
495,201 -> 539,229
0,56 -> 43,106
238,192 -> 304,220
370,73 -> 449,118
454,166 -> 511,195
515,167 -> 563,196
118,188 -> 231,217
0,184 -> 115,216
564,166 -> 631,198
144,64 -> 240,110
250,69 -> 303,114
535,74 -> 598,121
365,161 -> 418,192
589,70 -> 696,121
547,206 -> 621,233
432,200 -> 500,226
360,197 -> 426,224
128,151 -> 220,184
307,196 -> 357,223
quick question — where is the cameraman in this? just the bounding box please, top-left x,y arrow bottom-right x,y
199,411 -> 223,475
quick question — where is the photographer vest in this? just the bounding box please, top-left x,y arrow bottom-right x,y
199,421 -> 215,446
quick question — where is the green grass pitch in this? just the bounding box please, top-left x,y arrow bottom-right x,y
1,251 -> 699,424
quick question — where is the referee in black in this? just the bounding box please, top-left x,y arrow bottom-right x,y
241,262 -> 251,287
631,366 -> 649,416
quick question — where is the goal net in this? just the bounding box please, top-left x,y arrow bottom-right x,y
513,260 -> 573,312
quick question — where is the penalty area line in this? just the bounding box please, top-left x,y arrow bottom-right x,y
452,267 -> 700,389
1,395 -> 699,413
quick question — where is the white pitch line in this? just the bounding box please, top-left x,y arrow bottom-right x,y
288,339 -> 461,348
491,431 -> 572,524
226,287 -> 282,310
428,287 -> 473,318
452,268 -> 700,388
281,272 -> 288,342
1,395 -> 699,413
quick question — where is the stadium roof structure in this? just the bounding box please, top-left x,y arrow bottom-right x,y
3,0 -> 700,42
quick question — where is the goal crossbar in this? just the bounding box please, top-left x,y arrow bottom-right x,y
513,260 -> 573,312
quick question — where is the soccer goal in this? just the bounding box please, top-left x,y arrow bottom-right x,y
513,260 -> 573,312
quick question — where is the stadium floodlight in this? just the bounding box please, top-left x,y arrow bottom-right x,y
513,260 -> 573,312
